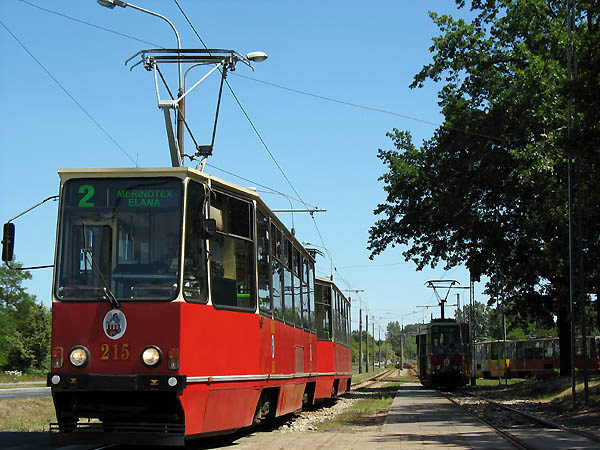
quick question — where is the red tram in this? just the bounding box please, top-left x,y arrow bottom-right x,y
43,167 -> 352,446
416,318 -> 471,388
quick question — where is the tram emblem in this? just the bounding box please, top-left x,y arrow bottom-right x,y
103,309 -> 127,340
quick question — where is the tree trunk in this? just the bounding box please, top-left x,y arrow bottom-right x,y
558,292 -> 572,377
596,280 -> 600,333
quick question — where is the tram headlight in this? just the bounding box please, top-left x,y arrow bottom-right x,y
69,346 -> 89,367
142,346 -> 162,367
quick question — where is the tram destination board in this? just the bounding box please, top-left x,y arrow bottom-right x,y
63,177 -> 182,210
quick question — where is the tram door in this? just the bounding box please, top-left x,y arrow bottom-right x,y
417,332 -> 427,379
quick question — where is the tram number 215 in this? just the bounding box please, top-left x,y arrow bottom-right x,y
101,343 -> 130,361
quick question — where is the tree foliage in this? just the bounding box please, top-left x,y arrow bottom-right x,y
0,263 -> 51,372
369,1 -> 600,375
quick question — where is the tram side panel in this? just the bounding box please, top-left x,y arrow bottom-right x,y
179,304 -> 262,435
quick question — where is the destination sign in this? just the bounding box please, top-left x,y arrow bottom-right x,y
64,178 -> 182,210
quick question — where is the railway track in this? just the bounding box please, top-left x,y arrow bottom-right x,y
76,370 -> 398,450
350,367 -> 399,390
440,389 -> 600,449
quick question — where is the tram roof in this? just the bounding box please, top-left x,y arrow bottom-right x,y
57,167 -> 314,262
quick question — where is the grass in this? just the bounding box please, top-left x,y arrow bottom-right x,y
0,373 -> 46,384
0,397 -> 56,432
471,374 -> 600,404
0,383 -> 46,389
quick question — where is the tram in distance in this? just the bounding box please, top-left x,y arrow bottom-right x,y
29,167 -> 352,446
475,336 -> 600,379
417,318 -> 471,388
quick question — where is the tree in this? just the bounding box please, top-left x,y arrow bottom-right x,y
369,1 -> 600,376
0,262 -> 51,372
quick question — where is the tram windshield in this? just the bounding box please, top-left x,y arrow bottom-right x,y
55,177 -> 183,301
431,325 -> 462,354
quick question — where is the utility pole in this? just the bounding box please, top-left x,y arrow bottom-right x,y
359,308 -> 363,374
378,326 -> 382,367
365,314 -> 369,373
400,328 -> 404,368
372,318 -> 375,372
470,273 -> 476,386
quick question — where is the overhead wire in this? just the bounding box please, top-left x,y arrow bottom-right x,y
171,0 -> 313,209
17,0 -> 161,48
15,1 -> 516,150
0,17 -> 137,166
170,0 -> 336,278
11,1 -> 482,310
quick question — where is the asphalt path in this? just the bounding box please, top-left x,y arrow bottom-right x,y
0,387 -> 50,400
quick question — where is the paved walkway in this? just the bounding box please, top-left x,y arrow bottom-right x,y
232,383 -> 514,449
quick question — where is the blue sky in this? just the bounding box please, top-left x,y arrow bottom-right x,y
0,0 -> 488,332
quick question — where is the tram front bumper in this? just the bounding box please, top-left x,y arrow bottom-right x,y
47,373 -> 187,390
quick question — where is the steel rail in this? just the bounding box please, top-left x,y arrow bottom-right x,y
350,367 -> 398,391
458,390 -> 600,444
440,391 -> 536,450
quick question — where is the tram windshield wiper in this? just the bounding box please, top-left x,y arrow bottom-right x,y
82,222 -> 120,309
82,249 -> 120,309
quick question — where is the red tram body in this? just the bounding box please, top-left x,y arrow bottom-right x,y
416,318 -> 471,388
46,168 -> 352,446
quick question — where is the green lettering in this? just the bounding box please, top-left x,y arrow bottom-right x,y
78,185 -> 95,207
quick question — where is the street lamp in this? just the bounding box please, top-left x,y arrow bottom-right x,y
97,0 -> 184,154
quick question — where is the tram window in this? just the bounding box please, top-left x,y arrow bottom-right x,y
60,225 -> 112,298
293,248 -> 301,276
516,341 -> 525,360
272,259 -> 283,320
209,191 -> 255,311
56,177 -> 182,301
552,340 -> 560,359
257,209 -> 271,315
286,240 -> 293,270
272,224 -> 282,260
315,283 -> 332,340
431,326 -> 461,354
183,181 -> 208,303
283,267 -> 293,325
293,274 -> 302,328
346,301 -> 350,345
490,342 -> 499,360
306,262 -> 315,332
335,292 -> 340,342
300,256 -> 309,330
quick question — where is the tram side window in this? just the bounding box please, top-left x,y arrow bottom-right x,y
490,342 -> 499,360
272,225 -> 283,320
346,301 -> 350,346
296,250 -> 309,330
315,283 -> 332,340
283,239 -> 294,325
183,181 -> 208,303
306,262 -> 315,332
209,191 -> 255,311
257,209 -> 271,315
340,294 -> 344,344
335,292 -> 340,342
292,247 -> 302,327
302,257 -> 311,331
